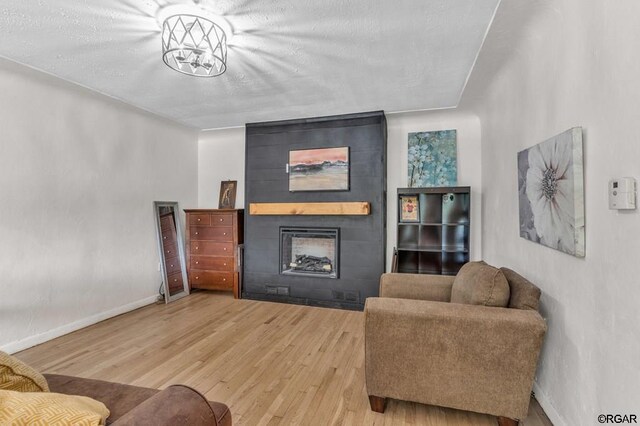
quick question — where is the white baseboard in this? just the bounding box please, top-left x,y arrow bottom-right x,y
2,295 -> 158,354
533,381 -> 566,426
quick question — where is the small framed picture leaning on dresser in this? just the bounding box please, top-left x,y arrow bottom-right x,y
219,180 -> 237,209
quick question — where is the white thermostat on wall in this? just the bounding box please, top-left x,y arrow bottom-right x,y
609,177 -> 637,210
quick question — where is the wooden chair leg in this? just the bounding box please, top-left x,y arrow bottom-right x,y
497,416 -> 519,426
368,395 -> 387,413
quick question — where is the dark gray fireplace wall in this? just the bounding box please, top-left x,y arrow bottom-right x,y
243,111 -> 387,310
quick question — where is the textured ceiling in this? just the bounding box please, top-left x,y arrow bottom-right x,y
0,0 -> 499,129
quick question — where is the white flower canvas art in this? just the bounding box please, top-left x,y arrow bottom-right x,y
517,127 -> 585,257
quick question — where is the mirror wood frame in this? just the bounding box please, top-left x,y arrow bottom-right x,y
154,201 -> 190,303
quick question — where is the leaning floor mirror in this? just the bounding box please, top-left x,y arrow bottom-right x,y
154,201 -> 189,303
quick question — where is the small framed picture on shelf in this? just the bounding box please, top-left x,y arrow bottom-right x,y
399,195 -> 420,222
218,180 -> 237,209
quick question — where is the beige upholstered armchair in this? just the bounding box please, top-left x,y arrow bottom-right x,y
364,262 -> 547,426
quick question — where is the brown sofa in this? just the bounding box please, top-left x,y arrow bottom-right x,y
44,374 -> 232,426
364,266 -> 547,426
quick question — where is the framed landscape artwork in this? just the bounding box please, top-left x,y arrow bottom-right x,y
518,127 -> 585,257
289,147 -> 349,192
408,129 -> 457,187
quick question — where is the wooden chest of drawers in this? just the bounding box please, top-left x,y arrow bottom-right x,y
184,209 -> 244,298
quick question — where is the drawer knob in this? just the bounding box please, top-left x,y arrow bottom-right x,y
223,278 -> 226,281
223,263 -> 227,266
170,264 -> 174,267
223,248 -> 227,251
174,278 -> 178,282
196,247 -> 199,250
197,218 -> 201,222
219,218 -> 223,222
195,232 -> 199,235
167,250 -> 171,254
163,236 -> 167,240
223,233 -> 227,236
195,276 -> 199,280
195,261 -> 199,265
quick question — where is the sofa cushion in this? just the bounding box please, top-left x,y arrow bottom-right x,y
0,389 -> 109,426
500,267 -> 542,311
451,261 -> 510,307
0,351 -> 49,392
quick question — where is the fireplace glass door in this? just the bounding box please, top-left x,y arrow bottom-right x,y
280,227 -> 339,279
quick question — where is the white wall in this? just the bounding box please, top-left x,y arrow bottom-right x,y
198,127 -> 245,208
0,58 -> 198,353
198,110 -> 483,272
461,1 -> 640,424
385,111 -> 482,269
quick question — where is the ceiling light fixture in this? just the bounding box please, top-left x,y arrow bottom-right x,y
161,9 -> 227,77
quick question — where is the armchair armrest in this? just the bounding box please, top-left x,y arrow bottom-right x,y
112,385 -> 229,426
364,297 -> 546,419
379,273 -> 453,302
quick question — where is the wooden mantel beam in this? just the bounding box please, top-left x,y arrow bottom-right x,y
249,202 -> 370,216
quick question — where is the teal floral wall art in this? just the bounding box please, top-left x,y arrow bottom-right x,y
408,129 -> 457,187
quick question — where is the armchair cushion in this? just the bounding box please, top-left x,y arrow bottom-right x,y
501,267 -> 541,311
451,261 -> 510,307
379,273 -> 453,302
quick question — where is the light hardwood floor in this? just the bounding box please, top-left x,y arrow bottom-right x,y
18,292 -> 552,426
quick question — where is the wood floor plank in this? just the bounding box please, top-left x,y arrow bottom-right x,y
16,292 -> 552,426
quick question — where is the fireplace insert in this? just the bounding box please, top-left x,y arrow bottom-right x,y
280,227 -> 339,279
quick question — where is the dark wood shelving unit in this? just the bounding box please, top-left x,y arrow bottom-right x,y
394,186 -> 470,276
